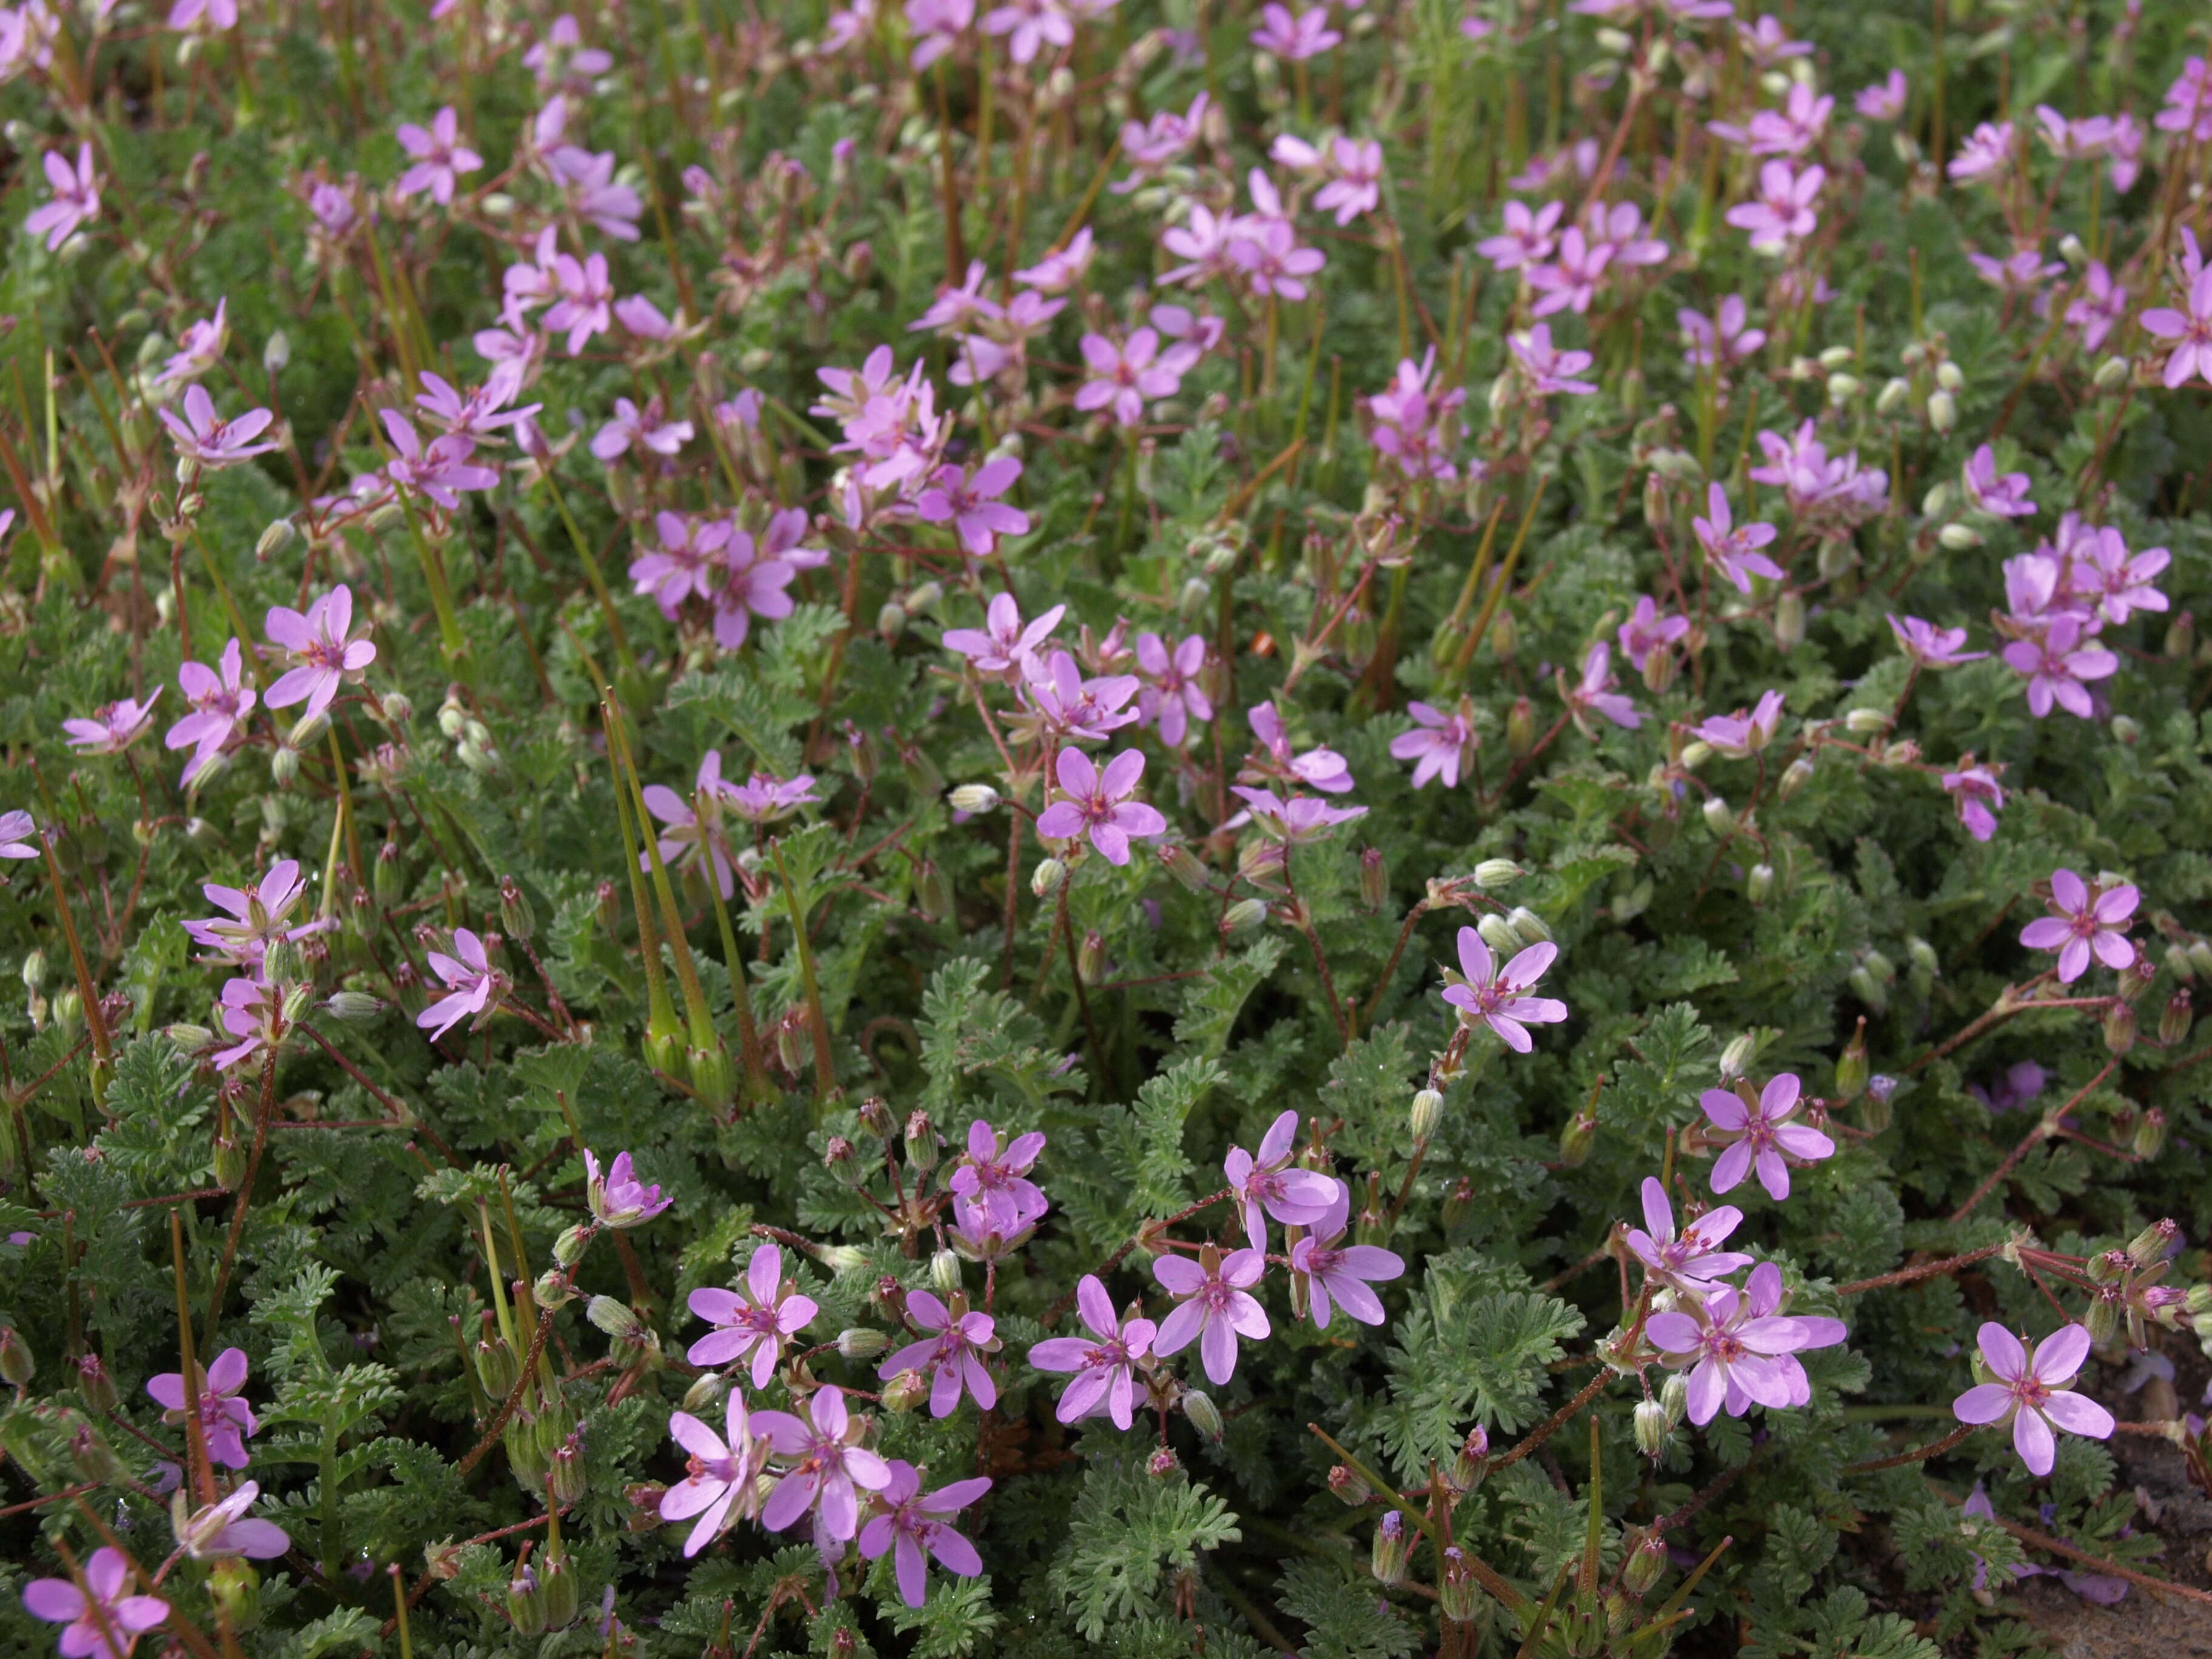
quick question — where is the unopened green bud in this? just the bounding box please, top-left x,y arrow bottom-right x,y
1505,696 -> 1535,756
2128,1219 -> 2178,1272
1702,796 -> 1734,837
948,783 -> 1000,814
931,1249 -> 963,1296
498,876 -> 537,941
915,859 -> 954,923
1030,857 -> 1066,899
1439,1547 -> 1483,1623
1506,905 -> 1551,946
1359,845 -> 1387,911
1558,1109 -> 1597,1167
1451,1425 -> 1490,1491
1938,521 -> 1983,551
1159,842 -> 1210,891
1875,377 -> 1911,415
0,1325 -> 32,1386
1718,1033 -> 1755,1080
1370,1512 -> 1409,1587
1622,1528 -> 1667,1594
2085,1289 -> 2122,1346
1779,755 -> 1815,798
1476,913 -> 1519,956
680,1370 -> 728,1413
1847,965 -> 1887,1012
208,1558 -> 261,1632
688,1042 -> 736,1110
1772,590 -> 1806,650
506,1560 -> 548,1637
876,600 -> 907,642
2191,940 -> 2212,979
538,1543 -> 579,1630
2103,1001 -> 2137,1056
1474,858 -> 1523,889
586,1296 -> 647,1342
1927,389 -> 1957,432
1076,929 -> 1105,984
1935,361 -> 1965,392
552,1224 -> 591,1269
167,1021 -> 215,1053
2095,355 -> 2131,390
1633,1399 -> 1669,1459
1181,1389 -> 1224,1440
882,1369 -> 928,1413
1834,1019 -> 1869,1101
1327,1464 -> 1372,1505
270,743 -> 301,787
253,518 -> 296,561
1410,1088 -> 1444,1142
1659,1374 -> 1688,1425
1614,877 -> 1654,921
1222,897 -> 1269,934
904,1109 -> 939,1171
20,948 -> 47,990
838,1327 -> 890,1361
323,991 -> 381,1022
1747,862 -> 1775,903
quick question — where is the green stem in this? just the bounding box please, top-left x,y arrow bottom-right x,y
770,837 -> 839,1110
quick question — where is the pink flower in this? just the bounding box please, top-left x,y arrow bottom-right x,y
1249,2 -> 1338,59
1390,700 -> 1476,788
1692,484 -> 1785,592
147,1347 -> 258,1468
2074,530 -> 2169,625
1952,1323 -> 2114,1477
980,0 -> 1073,65
415,360 -> 539,438
1968,246 -> 2065,297
152,299 -> 229,387
1700,1073 -> 1834,1200
1021,649 -> 1142,742
1565,642 -> 1640,732
1527,226 -> 1612,317
906,0 -> 975,68
1313,136 -> 1383,225
1153,1247 -> 1269,1384
1887,614 -> 1986,668
1624,1178 -> 1752,1292
1690,689 -> 1785,759
916,457 -> 1029,557
168,0 -> 240,29
2019,868 -> 2137,983
857,1463 -> 991,1609
1735,12 -> 1809,66
660,1393 -> 765,1556
1440,929 -> 1566,1053
1076,329 -> 1185,427
1678,295 -> 1767,371
878,1290 -> 1000,1416
263,585 -> 376,723
711,530 -> 797,650
1225,786 -> 1368,841
210,976 -> 281,1071
2001,615 -> 2116,719
546,145 -> 641,240
639,751 -> 745,898
2061,260 -> 2128,352
183,860 -> 321,969
584,1150 -> 671,1228
948,1120 -> 1049,1234
395,107 -> 481,204
1725,159 -> 1823,252
1231,212 -> 1329,300
1225,1109 -> 1342,1246
1617,597 -> 1689,672
1646,1262 -> 1848,1423
1288,1188 -> 1403,1329
1963,444 -> 2034,518
629,512 -> 729,615
944,593 -> 1064,674
1136,632 -> 1213,746
381,411 -> 498,509
688,1243 -> 820,1387
0,809 -> 38,860
592,396 -> 692,461
1749,421 -> 1889,527
159,385 -> 278,469
173,1481 -> 289,1562
1476,199 -> 1562,271
1034,748 -> 1167,865
723,770 -> 818,825
1367,349 -> 1467,482
1942,760 -> 2006,842
1508,324 -> 1596,395
750,1386 -> 894,1543
1029,1276 -> 1157,1429
1014,225 -> 1096,289
25,143 -> 99,250
1246,700 -> 1354,793
543,252 -> 614,355
2141,260 -> 2212,389
1855,69 -> 1908,121
64,693 -> 161,756
2156,56 -> 2212,142
21,1548 -> 169,1659
418,927 -> 503,1040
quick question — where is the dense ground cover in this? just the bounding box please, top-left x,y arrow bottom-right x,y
1,0 -> 2211,1655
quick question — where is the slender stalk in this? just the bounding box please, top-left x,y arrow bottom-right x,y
769,837 -> 838,1109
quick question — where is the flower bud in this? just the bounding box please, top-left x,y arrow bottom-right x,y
1181,1389 -> 1224,1441
586,1296 -> 648,1343
1359,845 -> 1387,911
1030,857 -> 1066,899
1746,862 -> 1775,903
1826,372 -> 1862,406
1558,1108 -> 1597,1167
948,783 -> 1000,814
1439,1547 -> 1483,1623
905,1110 -> 939,1171
1846,965 -> 1887,1012
1875,377 -> 1911,415
1452,1425 -> 1490,1491
2128,1219 -> 2179,1272
1935,362 -> 1965,392
1506,906 -> 1551,947
2133,1107 -> 2167,1159
2095,355 -> 2131,390
824,1136 -> 865,1187
538,1541 -> 579,1630
1834,1018 -> 1869,1102
1076,929 -> 1105,985
1441,1176 -> 1475,1231
882,1369 -> 928,1413
2085,1286 -> 2122,1346
1622,1527 -> 1668,1594
270,743 -> 301,787
1937,521 -> 1983,551
1772,590 -> 1805,651
1328,1464 -> 1372,1505
837,1327 -> 889,1360
1159,842 -> 1210,892
930,1248 -> 963,1296
1505,696 -> 1535,756
1718,1032 -> 1755,1079
1473,858 -> 1523,889
680,1370 -> 728,1413
1370,1512 -> 1409,1587
2191,940 -> 2212,979
1222,898 -> 1269,934
208,1559 -> 261,1633
1476,913 -> 1519,956
0,1324 -> 33,1386
1660,1373 -> 1688,1426
1614,877 -> 1654,921
1146,1447 -> 1181,1478
2167,612 -> 2196,660
498,876 -> 537,942
506,1559 -> 548,1637
1701,796 -> 1734,838
2158,986 -> 2193,1047
2103,1000 -> 2137,1056
1633,1398 -> 1669,1459
1927,389 -> 1957,432
1410,1088 -> 1444,1142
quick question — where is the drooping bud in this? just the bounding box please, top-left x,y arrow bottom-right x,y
1746,862 -> 1775,903
1659,1373 -> 1688,1426
1159,842 -> 1211,892
1473,858 -> 1523,889
498,876 -> 537,942
1030,857 -> 1067,899
1222,898 -> 1269,934
1409,1088 -> 1444,1142
0,1324 -> 33,1386
837,1327 -> 889,1361
882,1369 -> 928,1413
1507,906 -> 1552,946
207,1560 -> 261,1632
1558,1109 -> 1597,1167
1718,1033 -> 1755,1080
1359,846 -> 1387,911
1327,1464 -> 1372,1505
2160,988 -> 2193,1047
1181,1389 -> 1224,1441
1505,697 -> 1535,756
1702,796 -> 1734,838
823,1136 -> 865,1187
1622,1528 -> 1668,1594
1778,755 -> 1815,798
1633,1398 -> 1670,1459
1370,1512 -> 1409,1587
1441,1176 -> 1475,1231
1076,930 -> 1105,985
948,783 -> 1000,814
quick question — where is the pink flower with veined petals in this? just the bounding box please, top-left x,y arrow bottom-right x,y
1508,324 -> 1597,395
381,410 -> 499,509
1021,649 -> 1143,742
1476,199 -> 1563,271
21,1547 -> 170,1659
916,457 -> 1030,557
147,1347 -> 258,1468
640,750 -> 743,899
543,252 -> 614,355
1887,614 -> 1986,668
1225,786 -> 1368,842
153,298 -> 229,388
0,809 -> 38,860
1390,700 -> 1476,789
1692,484 -> 1785,592
210,976 -> 281,1071
1942,759 -> 2006,843
1224,1109 -> 1342,1247
943,592 -> 1064,675
159,385 -> 278,469
1565,643 -> 1640,732
263,585 -> 376,723
173,1480 -> 289,1561
1440,928 -> 1567,1053
1948,120 -> 2015,183
1288,1187 -> 1403,1329
1029,1276 -> 1157,1429
711,529 -> 797,650
1952,1322 -> 2114,1476
1646,1261 -> 1848,1423
1618,597 -> 1690,672
591,396 -> 692,461
1855,69 -> 1908,121
1136,632 -> 1213,747
2001,615 -> 2117,719
688,1242 -> 820,1387
1076,329 -> 1185,428
749,1386 -> 893,1543
166,638 -> 256,785
1700,1073 -> 1834,1200
1153,1248 -> 1269,1384
1678,295 -> 1767,371
417,928 -> 504,1040
2019,868 -> 2137,983
1963,444 -> 2035,518
1725,159 -> 1823,252
1246,700 -> 1355,793
394,106 -> 481,204
1034,748 -> 1167,866
1690,689 -> 1785,759
660,1393 -> 765,1557
183,859 -> 323,969
857,1463 -> 992,1609
25,142 -> 99,251
878,1290 -> 1000,1417
2142,260 -> 2212,389
980,0 -> 1073,65
1250,2 -> 1338,59
1624,1177 -> 1753,1292
583,1150 -> 671,1228
629,511 -> 731,616
64,693 -> 162,756
948,1120 -> 1048,1235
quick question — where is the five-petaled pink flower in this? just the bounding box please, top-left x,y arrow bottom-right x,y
2019,868 -> 2137,982
1289,1188 -> 1403,1329
161,386 -> 279,469
1888,614 -> 1986,668
173,1481 -> 289,1562
1075,329 -> 1187,428
1029,1275 -> 1157,1430
916,458 -> 1030,558
1646,1262 -> 1848,1423
1250,2 -> 1339,59
1509,324 -> 1597,395
1618,597 -> 1690,673
25,143 -> 99,250
21,1547 -> 169,1659
1625,1178 -> 1753,1292
1725,160 -> 1823,252
661,1392 -> 766,1556
166,638 -> 256,786
1225,1109 -> 1342,1247
878,1290 -> 1000,1417
585,1149 -> 671,1228
1391,700 -> 1476,788
2142,257 -> 2212,390
688,1242 -> 820,1387
381,411 -> 498,509
948,1120 -> 1048,1234
2001,616 -> 2116,719
1699,1073 -> 1834,1200
750,1384 -> 894,1543
0,809 -> 38,861
1693,484 -> 1785,592
147,1347 -> 258,1468
944,592 -> 1064,675
1690,689 -> 1785,759
1952,1322 -> 2114,1476
1035,748 -> 1167,866
1566,643 -> 1641,733
1440,927 -> 1567,1053
395,106 -> 482,204
183,859 -> 322,969
1943,760 -> 2006,842
64,694 -> 161,756
1153,1247 -> 1269,1385
857,1463 -> 991,1609
264,585 -> 377,723
1963,444 -> 2035,518
711,530 -> 797,650
418,927 -> 504,1040
1136,632 -> 1213,746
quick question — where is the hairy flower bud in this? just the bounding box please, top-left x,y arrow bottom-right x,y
2128,1219 -> 2179,1272
1409,1088 -> 1444,1143
1030,857 -> 1067,899
1622,1527 -> 1668,1594
1370,1512 -> 1409,1587
2103,1001 -> 2137,1056
824,1136 -> 865,1187
1473,858 -> 1523,890
1439,1547 -> 1483,1623
930,1248 -> 963,1296
882,1368 -> 929,1414
586,1296 -> 648,1344
1359,845 -> 1387,911
1558,1108 -> 1597,1168
1452,1425 -> 1490,1492
1875,377 -> 1911,415
2161,987 -> 2193,1047
1076,930 -> 1105,985
1181,1389 -> 1224,1441
1327,1464 -> 1372,1506
948,783 -> 1000,814
1505,696 -> 1535,756
0,1324 -> 33,1387
1159,842 -> 1211,892
1926,389 -> 1957,432
905,1110 -> 939,1171
1746,862 -> 1775,904
837,1327 -> 889,1361
1660,1373 -> 1688,1426
1222,898 -> 1269,935
1701,796 -> 1734,838
1718,1032 -> 1755,1080
1633,1398 -> 1669,1459
1475,913 -> 1519,956
1834,1018 -> 1869,1102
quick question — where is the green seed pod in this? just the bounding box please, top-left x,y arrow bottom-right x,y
930,1248 -> 962,1296
905,1110 -> 939,1171
2103,1001 -> 2137,1056
1623,1529 -> 1667,1594
0,1324 -> 33,1386
1222,898 -> 1269,934
1076,929 -> 1105,985
208,1559 -> 262,1632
